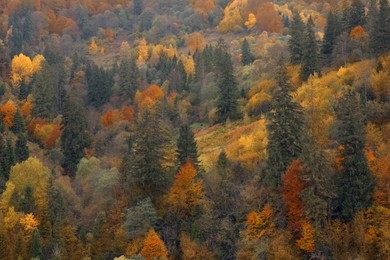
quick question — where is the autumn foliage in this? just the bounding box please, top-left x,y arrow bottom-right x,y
140,229 -> 168,260
135,85 -> 165,110
164,160 -> 204,219
101,106 -> 135,127
245,204 -> 275,239
1,100 -> 18,127
187,32 -> 206,55
28,118 -> 62,149
296,221 -> 316,253
282,160 -> 306,235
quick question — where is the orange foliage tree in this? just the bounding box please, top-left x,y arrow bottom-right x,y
187,32 -> 206,55
1,100 -> 17,127
135,85 -> 165,110
350,25 -> 366,40
101,110 -> 119,127
164,161 -> 204,219
256,2 -> 282,33
140,229 -> 168,260
101,106 -> 135,127
20,101 -> 32,118
245,204 -> 275,239
190,0 -> 216,17
296,221 -> 316,253
282,160 -> 306,235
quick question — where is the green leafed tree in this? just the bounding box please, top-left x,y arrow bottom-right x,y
15,134 -> 29,163
241,38 -> 255,65
288,10 -> 305,65
177,125 -> 199,166
300,17 -> 319,81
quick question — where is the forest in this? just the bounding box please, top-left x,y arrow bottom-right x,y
0,0 -> 389,259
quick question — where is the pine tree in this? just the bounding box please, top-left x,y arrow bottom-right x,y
241,38 -> 255,65
367,0 -> 378,56
215,44 -> 239,122
348,0 -> 366,30
177,125 -> 199,166
265,59 -> 303,188
30,230 -> 44,259
32,63 -> 56,119
371,0 -> 390,56
118,57 -> 140,99
321,12 -> 340,66
11,109 -> 26,134
288,10 -> 305,65
19,186 -> 35,213
333,92 -> 375,222
133,0 -> 143,16
86,63 -> 113,108
61,95 -> 91,176
15,134 -> 29,163
300,17 -> 318,81
6,137 -> 15,169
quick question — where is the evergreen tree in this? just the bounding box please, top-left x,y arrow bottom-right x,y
125,110 -> 171,195
86,63 -> 113,108
8,6 -> 34,57
348,0 -> 366,30
300,17 -> 319,81
32,63 -> 56,119
177,125 -> 199,166
118,57 -> 140,98
371,0 -> 390,56
133,0 -> 143,16
11,109 -> 26,134
15,134 -> 29,163
30,230 -> 44,259
321,12 -> 340,66
5,137 -> 15,168
61,95 -> 91,176
367,0 -> 378,56
241,38 -> 255,65
215,45 -> 240,122
0,137 -> 8,188
333,92 -> 375,222
265,59 -> 303,188
19,186 -> 35,214
288,10 -> 305,65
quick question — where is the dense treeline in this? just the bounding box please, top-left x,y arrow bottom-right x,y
0,0 -> 389,259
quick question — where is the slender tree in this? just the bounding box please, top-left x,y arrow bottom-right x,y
61,95 -> 91,176
32,63 -> 56,119
333,92 -> 376,222
371,0 -> 390,56
288,10 -> 305,65
321,12 -> 340,66
300,17 -> 318,81
15,134 -> 29,163
177,125 -> 199,166
241,38 -> 255,65
265,59 -> 304,188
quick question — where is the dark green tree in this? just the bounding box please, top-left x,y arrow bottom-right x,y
177,125 -> 199,166
32,63 -> 56,119
5,137 -> 15,169
321,12 -> 340,66
19,186 -> 35,214
30,230 -> 43,259
11,109 -> 26,134
265,59 -> 303,188
61,95 -> 91,176
118,57 -> 140,98
288,10 -> 305,65
15,134 -> 29,163
124,110 -> 171,195
133,0 -> 144,16
367,0 -> 378,56
370,0 -> 390,56
8,6 -> 34,57
86,63 -> 113,108
241,38 -> 255,65
215,46 -> 240,122
300,17 -> 319,81
333,92 -> 376,222
348,0 -> 366,30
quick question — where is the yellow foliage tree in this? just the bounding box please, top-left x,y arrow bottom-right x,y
89,38 -> 99,54
296,221 -> 316,253
181,55 -> 195,77
137,38 -> 149,65
140,229 -> 168,260
165,161 -> 204,219
19,213 -> 39,233
218,0 -> 247,32
11,53 -> 45,88
187,32 -> 206,55
245,204 -> 275,239
245,13 -> 257,30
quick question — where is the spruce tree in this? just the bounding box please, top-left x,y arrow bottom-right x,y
265,59 -> 303,188
215,46 -> 239,122
333,92 -> 375,222
32,63 -> 56,119
177,125 -> 199,166
321,12 -> 340,66
300,17 -> 319,81
61,95 -> 91,176
348,0 -> 366,30
86,63 -> 113,108
30,230 -> 44,259
367,0 -> 378,56
19,186 -> 34,213
371,0 -> 390,56
15,134 -> 29,163
241,38 -> 255,65
11,109 -> 26,134
288,10 -> 305,65
5,137 -> 15,169
118,57 -> 140,99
